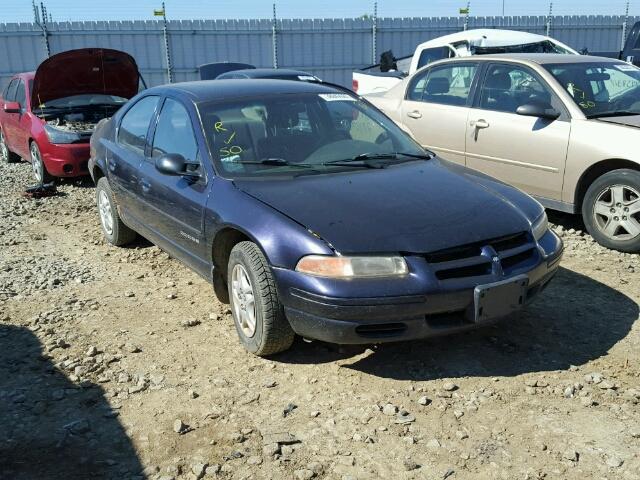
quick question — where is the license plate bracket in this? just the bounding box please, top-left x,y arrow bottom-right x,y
473,275 -> 529,323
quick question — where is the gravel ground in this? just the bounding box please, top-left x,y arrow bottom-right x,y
1,159 -> 639,480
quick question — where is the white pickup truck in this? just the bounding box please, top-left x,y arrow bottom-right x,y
352,29 -> 578,95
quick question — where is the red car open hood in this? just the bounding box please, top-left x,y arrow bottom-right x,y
31,48 -> 140,107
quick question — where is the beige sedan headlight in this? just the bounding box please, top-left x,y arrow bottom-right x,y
295,255 -> 408,278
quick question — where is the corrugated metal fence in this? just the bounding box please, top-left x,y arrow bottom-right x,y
0,15 -> 638,90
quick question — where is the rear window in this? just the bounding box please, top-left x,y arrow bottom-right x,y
417,47 -> 455,69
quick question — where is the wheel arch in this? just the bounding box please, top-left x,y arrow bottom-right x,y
574,159 -> 640,209
210,226 -> 256,303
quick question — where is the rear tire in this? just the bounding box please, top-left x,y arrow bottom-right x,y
0,128 -> 19,163
227,242 -> 295,356
96,177 -> 137,246
30,141 -> 53,184
582,169 -> 640,253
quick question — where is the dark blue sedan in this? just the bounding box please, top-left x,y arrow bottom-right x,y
89,79 -> 563,356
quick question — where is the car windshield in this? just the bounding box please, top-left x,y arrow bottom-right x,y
199,92 -> 428,178
37,94 -> 128,110
544,62 -> 640,118
473,40 -> 573,55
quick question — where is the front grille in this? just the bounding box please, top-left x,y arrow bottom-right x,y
425,232 -> 538,281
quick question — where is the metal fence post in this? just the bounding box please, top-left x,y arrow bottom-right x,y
372,1 -> 377,64
463,1 -> 471,31
38,2 -> 51,58
620,0 -> 630,53
272,3 -> 279,68
546,2 -> 553,37
160,2 -> 173,83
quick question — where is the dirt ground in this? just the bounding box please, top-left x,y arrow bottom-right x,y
1,159 -> 639,480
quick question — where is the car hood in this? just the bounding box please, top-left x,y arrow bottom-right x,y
31,48 -> 140,107
234,159 -> 540,254
596,115 -> 640,128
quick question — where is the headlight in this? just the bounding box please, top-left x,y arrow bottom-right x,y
295,255 -> 408,278
531,212 -> 549,241
44,124 -> 83,144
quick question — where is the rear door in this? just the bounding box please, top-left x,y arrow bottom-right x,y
136,97 -> 209,274
399,62 -> 479,165
2,79 -> 19,150
12,80 -> 30,158
108,95 -> 160,223
465,62 -> 570,200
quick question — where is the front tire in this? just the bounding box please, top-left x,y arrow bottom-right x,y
30,141 -> 53,184
227,242 -> 295,356
0,129 -> 19,163
582,169 -> 640,253
96,177 -> 137,246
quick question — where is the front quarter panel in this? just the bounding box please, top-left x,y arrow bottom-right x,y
205,178 -> 334,269
564,119 -> 640,204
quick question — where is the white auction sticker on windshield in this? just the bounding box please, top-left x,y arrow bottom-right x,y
319,93 -> 356,102
615,63 -> 638,72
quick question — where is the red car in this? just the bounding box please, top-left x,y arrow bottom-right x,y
0,48 -> 141,183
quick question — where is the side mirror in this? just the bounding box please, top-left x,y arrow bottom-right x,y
155,153 -> 199,178
3,101 -> 21,114
516,102 -> 560,120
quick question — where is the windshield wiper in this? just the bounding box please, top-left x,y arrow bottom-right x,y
589,111 -> 640,119
322,151 -> 433,168
225,158 -> 317,168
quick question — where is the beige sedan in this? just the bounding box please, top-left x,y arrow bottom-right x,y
366,53 -> 640,252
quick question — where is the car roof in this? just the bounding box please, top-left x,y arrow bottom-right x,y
145,79 -> 342,103
416,29 -> 556,50
220,68 -> 314,78
442,53 -> 623,65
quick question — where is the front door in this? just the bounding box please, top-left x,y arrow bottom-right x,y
400,62 -> 479,165
108,95 -> 160,223
465,63 -> 570,201
137,97 -> 209,274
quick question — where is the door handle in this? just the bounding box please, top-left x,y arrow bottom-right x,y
140,179 -> 151,193
407,110 -> 422,119
471,119 -> 490,129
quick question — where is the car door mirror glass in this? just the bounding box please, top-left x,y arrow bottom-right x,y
3,101 -> 21,114
516,102 -> 560,120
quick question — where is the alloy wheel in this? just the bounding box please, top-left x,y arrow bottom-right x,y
98,190 -> 114,236
592,184 -> 640,241
0,131 -> 8,162
31,144 -> 43,184
231,264 -> 257,338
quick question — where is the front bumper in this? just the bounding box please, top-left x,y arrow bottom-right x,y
40,142 -> 90,177
274,230 -> 563,345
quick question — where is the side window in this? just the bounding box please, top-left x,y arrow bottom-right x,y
14,81 -> 26,110
421,64 -> 478,106
4,79 -> 18,102
417,47 -> 455,70
407,69 -> 430,101
152,98 -> 199,164
118,96 -> 159,153
480,64 -> 554,113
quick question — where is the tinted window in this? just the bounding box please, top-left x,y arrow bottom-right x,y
118,96 -> 159,153
152,98 -> 198,163
4,79 -> 18,102
420,64 -> 478,106
417,47 -> 454,69
14,80 -> 26,109
480,64 -> 554,113
199,92 -> 424,178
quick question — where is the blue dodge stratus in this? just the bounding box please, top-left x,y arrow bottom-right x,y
89,79 -> 563,356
